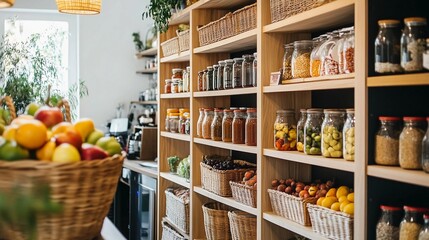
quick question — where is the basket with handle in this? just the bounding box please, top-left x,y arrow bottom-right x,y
202,202 -> 234,240
228,210 -> 257,240
0,96 -> 17,122
176,29 -> 190,52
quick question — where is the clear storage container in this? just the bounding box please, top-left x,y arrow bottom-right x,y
401,17 -> 427,72
224,59 -> 234,89
222,109 -> 234,142
343,109 -> 355,161
321,109 -> 345,158
321,31 -> 341,75
197,71 -> 204,91
343,27 -> 355,74
375,20 -> 402,74
252,52 -> 257,87
422,117 -> 429,173
202,69 -> 208,91
169,114 -> 180,133
232,109 -> 246,144
399,117 -> 426,169
165,79 -> 172,94
296,109 -> 307,152
211,109 -> 223,141
375,116 -> 402,166
292,40 -> 313,78
399,206 -> 426,240
233,58 -> 244,88
196,108 -> 204,137
218,60 -> 225,90
202,108 -> 214,139
376,205 -> 402,240
242,54 -> 254,88
274,110 -> 297,151
304,108 -> 323,155
212,64 -> 219,91
310,35 -> 326,77
206,66 -> 214,91
282,43 -> 294,81
419,214 -> 429,240
245,108 -> 257,146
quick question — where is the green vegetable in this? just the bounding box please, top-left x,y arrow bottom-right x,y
167,156 -> 181,173
177,155 -> 190,179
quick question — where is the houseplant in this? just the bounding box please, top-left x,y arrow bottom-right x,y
143,0 -> 184,33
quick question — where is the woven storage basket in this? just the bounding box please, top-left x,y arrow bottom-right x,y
307,203 -> 354,240
267,188 -> 317,226
200,160 -> 256,197
228,210 -> 256,240
218,13 -> 234,41
177,29 -> 190,52
202,202 -> 233,240
197,12 -> 234,47
165,189 -> 190,233
197,19 -> 218,47
161,37 -> 180,57
0,154 -> 124,240
161,219 -> 187,240
233,3 -> 257,34
269,0 -> 330,23
229,181 -> 257,208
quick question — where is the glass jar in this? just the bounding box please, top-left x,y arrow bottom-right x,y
375,20 -> 402,74
213,64 -> 219,91
171,78 -> 180,93
343,28 -> 355,74
376,205 -> 402,240
252,52 -> 257,87
419,214 -> 429,240
202,69 -> 208,91
232,109 -> 246,144
399,117 -> 426,169
165,108 -> 179,132
342,109 -> 355,161
172,68 -> 183,79
169,114 -> 180,133
196,108 -> 204,138
320,31 -> 340,76
282,43 -> 294,80
179,112 -> 188,134
224,59 -> 234,89
233,58 -> 244,88
399,206 -> 426,240
274,110 -> 297,151
401,17 -> 427,72
164,79 -> 172,94
245,108 -> 257,146
422,117 -> 429,173
211,109 -> 223,141
202,108 -> 214,139
197,71 -> 204,91
375,116 -> 402,166
185,115 -> 191,135
296,109 -> 307,152
242,54 -> 254,87
310,35 -> 326,77
304,108 -> 323,155
184,66 -> 191,92
222,109 -> 234,142
206,66 -> 214,91
178,79 -> 184,93
292,40 -> 313,78
336,29 -> 348,75
218,61 -> 225,90
321,109 -> 345,158
424,39 -> 429,71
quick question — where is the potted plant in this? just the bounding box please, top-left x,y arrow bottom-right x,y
143,0 -> 185,33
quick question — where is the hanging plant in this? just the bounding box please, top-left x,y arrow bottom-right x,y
143,0 -> 182,33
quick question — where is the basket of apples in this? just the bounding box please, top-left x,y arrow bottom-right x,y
0,97 -> 124,240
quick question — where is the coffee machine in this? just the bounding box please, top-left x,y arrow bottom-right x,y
109,118 -> 129,149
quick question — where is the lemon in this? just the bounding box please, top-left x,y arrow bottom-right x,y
338,196 -> 348,203
343,203 -> 354,215
74,118 -> 95,141
317,197 -> 325,206
336,186 -> 350,198
52,143 -> 81,163
326,188 -> 337,197
331,202 -> 341,211
15,120 -> 48,149
347,192 -> 354,202
322,197 -> 337,208
340,200 -> 350,212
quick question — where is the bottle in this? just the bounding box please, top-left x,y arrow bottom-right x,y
274,110 -> 297,151
401,17 -> 427,72
376,205 -> 402,240
375,20 -> 402,74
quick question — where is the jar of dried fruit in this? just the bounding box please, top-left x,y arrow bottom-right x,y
401,17 -> 427,72
376,205 -> 402,240
399,206 -> 427,240
422,117 -> 429,173
292,40 -> 313,78
296,109 -> 307,152
282,43 -> 294,81
343,109 -> 355,161
321,109 -> 346,158
399,116 -> 426,169
375,116 -> 402,166
304,108 -> 323,155
274,110 -> 297,151
375,19 -> 402,74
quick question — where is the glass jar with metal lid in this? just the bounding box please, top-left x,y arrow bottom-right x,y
292,40 -> 313,78
211,109 -> 223,141
202,108 -> 214,139
422,117 -> 429,173
419,214 -> 429,240
321,31 -> 341,75
304,108 -> 323,155
296,109 -> 307,152
218,60 -> 225,90
202,69 -> 208,91
222,109 -> 234,142
401,17 -> 427,72
223,59 -> 234,89
399,206 -> 427,240
233,58 -> 244,88
164,79 -> 172,94
321,109 -> 345,158
252,52 -> 257,87
165,108 -> 179,132
197,71 -> 204,91
274,109 -> 297,151
375,116 -> 402,166
282,43 -> 294,80
245,108 -> 257,146
376,205 -> 402,240
343,109 -> 355,161
232,109 -> 246,144
375,20 -> 402,74
242,54 -> 254,87
212,64 -> 219,91
169,113 -> 180,133
172,68 -> 183,79
206,66 -> 214,91
399,116 -> 426,169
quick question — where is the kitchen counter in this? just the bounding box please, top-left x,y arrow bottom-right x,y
123,159 -> 158,178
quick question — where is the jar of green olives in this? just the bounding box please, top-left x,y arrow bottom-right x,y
321,109 -> 345,158
304,109 -> 323,155
274,110 -> 297,151
296,109 -> 307,152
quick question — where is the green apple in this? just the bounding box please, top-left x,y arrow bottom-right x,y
0,137 -> 30,161
86,129 -> 105,144
25,102 -> 41,116
95,137 -> 122,156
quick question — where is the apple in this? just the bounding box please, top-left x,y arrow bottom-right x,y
34,106 -> 64,128
52,143 -> 81,163
86,129 -> 104,144
55,129 -> 83,151
25,102 -> 40,116
81,143 -> 109,160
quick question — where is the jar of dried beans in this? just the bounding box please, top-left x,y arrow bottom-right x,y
245,108 -> 257,146
202,108 -> 214,139
375,20 -> 402,74
399,206 -> 427,240
320,31 -> 341,75
211,109 -> 223,141
375,116 -> 402,166
232,109 -> 246,144
222,109 -> 234,142
401,17 -> 427,72
292,40 -> 313,78
399,116 -> 426,169
282,43 -> 294,81
274,110 -> 297,151
376,205 -> 402,240
343,27 -> 355,74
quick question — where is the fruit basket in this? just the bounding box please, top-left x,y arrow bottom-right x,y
202,202 -> 233,240
307,203 -> 354,240
165,188 -> 190,234
228,210 -> 256,240
229,181 -> 257,208
161,218 -> 187,240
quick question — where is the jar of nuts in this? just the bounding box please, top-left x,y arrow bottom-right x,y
292,40 -> 313,78
304,108 -> 324,155
399,117 -> 426,169
296,109 -> 307,152
321,109 -> 346,158
399,206 -> 427,240
419,214 -> 429,240
343,109 -> 355,161
274,110 -> 297,151
376,205 -> 402,240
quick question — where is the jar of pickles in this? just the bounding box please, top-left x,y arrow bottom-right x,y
419,214 -> 429,240
282,43 -> 294,80
245,108 -> 257,146
375,116 -> 402,166
422,117 -> 429,173
232,109 -> 246,144
343,109 -> 355,161
304,109 -> 323,155
222,109 -> 234,142
196,108 -> 204,137
169,113 -> 180,133
399,117 -> 426,169
376,205 -> 402,240
233,58 -> 244,88
274,110 -> 297,151
165,79 -> 172,93
202,108 -> 214,139
218,60 -> 225,90
252,52 -> 257,87
242,54 -> 254,87
224,59 -> 234,89
321,109 -> 345,158
401,17 -> 427,72
197,71 -> 204,91
213,64 -> 219,91
296,109 -> 307,152
206,66 -> 214,91
375,20 -> 402,74
211,109 -> 223,141
399,206 -> 426,240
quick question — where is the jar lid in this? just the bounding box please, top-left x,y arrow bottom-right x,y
207,66 -> 213,70
204,108 -> 214,112
424,214 -> 429,220
213,64 -> 219,68
186,66 -> 191,70
179,108 -> 190,113
323,109 -> 346,113
378,116 -> 401,121
403,206 -> 429,212
223,109 -> 233,112
214,108 -> 222,112
300,109 -> 307,113
218,60 -> 225,64
234,109 -> 246,113
165,79 -> 172,83
172,68 -> 183,73
247,108 -> 257,113
183,112 -> 190,118
167,108 -> 179,113
230,107 -> 238,110
170,115 -> 179,118
172,78 -> 182,82
307,108 -> 323,113
225,59 -> 234,63
284,43 -> 294,48
378,19 -> 400,27
233,57 -> 244,61
380,205 -> 402,211
346,108 -> 355,113
404,17 -> 427,26
403,116 -> 426,122
294,40 -> 313,46
277,109 -> 294,114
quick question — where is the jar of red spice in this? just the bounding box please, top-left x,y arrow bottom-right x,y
232,109 -> 246,144
222,109 -> 234,142
245,108 -> 257,146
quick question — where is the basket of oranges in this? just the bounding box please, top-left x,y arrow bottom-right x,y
0,96 -> 124,240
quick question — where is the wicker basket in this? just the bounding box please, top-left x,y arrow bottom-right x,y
161,37 -> 180,57
165,189 -> 190,233
200,160 -> 256,197
0,154 -> 125,240
267,188 -> 317,226
269,0 -> 330,23
232,3 -> 257,34
197,12 -> 234,47
162,219 -> 187,240
307,204 -> 354,240
177,29 -> 190,52
202,202 -> 234,240
228,210 -> 256,240
229,181 -> 257,208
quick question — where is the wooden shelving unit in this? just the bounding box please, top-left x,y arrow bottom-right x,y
194,138 -> 258,154
160,92 -> 191,99
160,131 -> 191,142
263,75 -> 355,93
367,166 -> 429,188
160,50 -> 191,63
160,172 -> 191,188
194,87 -> 257,97
194,29 -> 257,54
135,48 -> 158,58
367,73 -> 429,87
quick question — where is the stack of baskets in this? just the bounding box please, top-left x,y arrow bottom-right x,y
160,29 -> 190,57
269,0 -> 332,23
164,188 -> 190,238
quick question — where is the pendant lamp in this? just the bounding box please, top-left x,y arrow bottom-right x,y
0,0 -> 15,8
56,0 -> 101,15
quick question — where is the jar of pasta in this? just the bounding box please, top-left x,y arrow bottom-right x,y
222,109 -> 234,142
274,110 -> 297,151
211,109 -> 223,141
245,108 -> 257,146
232,109 -> 246,144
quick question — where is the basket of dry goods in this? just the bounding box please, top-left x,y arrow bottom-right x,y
202,202 -> 234,240
0,96 -> 125,240
161,218 -> 187,240
232,3 -> 257,34
228,210 -> 257,240
177,29 -> 190,52
165,188 -> 190,233
269,0 -> 330,23
161,37 -> 180,57
229,170 -> 257,208
201,155 -> 256,197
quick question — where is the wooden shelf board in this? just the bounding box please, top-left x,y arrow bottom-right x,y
160,131 -> 191,142
263,0 -> 355,33
160,50 -> 191,63
136,68 -> 157,74
160,172 -> 191,188
193,87 -> 257,97
160,92 -> 191,99
263,149 -> 355,172
194,29 -> 257,54
263,212 -> 329,240
169,9 -> 191,25
194,138 -> 257,154
367,165 -> 429,188
194,186 -> 257,215
367,73 -> 429,87
130,101 -> 158,105
135,48 -> 157,58
263,74 -> 355,93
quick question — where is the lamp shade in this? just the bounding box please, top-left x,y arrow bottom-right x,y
0,0 -> 15,8
56,0 -> 101,15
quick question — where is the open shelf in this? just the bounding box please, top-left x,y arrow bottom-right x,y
263,0 -> 355,33
160,92 -> 191,99
160,172 -> 191,188
130,101 -> 158,105
367,165 -> 429,188
194,87 -> 257,97
194,138 -> 257,154
367,73 -> 429,87
194,29 -> 257,54
194,186 -> 257,215
263,149 -> 355,172
135,48 -> 157,58
161,131 -> 191,142
263,212 -> 329,240
136,68 -> 157,74
162,217 -> 190,239
160,50 -> 191,63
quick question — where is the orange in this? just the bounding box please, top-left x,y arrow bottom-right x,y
3,125 -> 18,141
74,118 -> 95,141
36,140 -> 56,161
51,122 -> 74,135
15,120 -> 48,149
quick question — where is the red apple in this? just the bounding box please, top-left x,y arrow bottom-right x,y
55,129 -> 83,151
81,143 -> 109,160
34,106 -> 64,128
